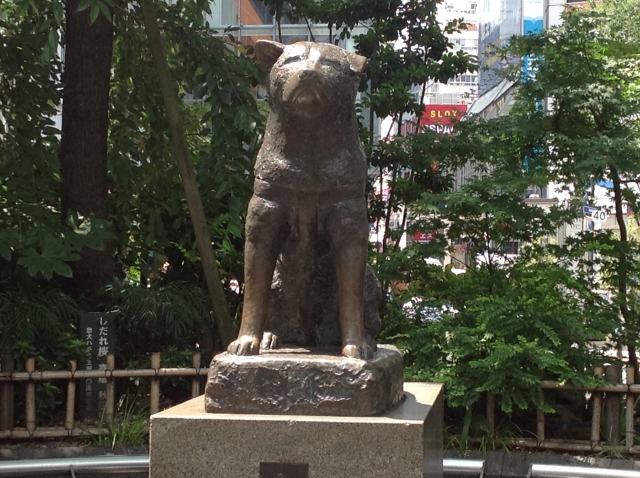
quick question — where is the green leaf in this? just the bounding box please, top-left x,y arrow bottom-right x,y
52,261 -> 74,278
17,249 -> 53,279
48,30 -> 57,49
0,229 -> 20,262
52,1 -> 64,25
98,1 -> 112,23
89,3 -> 100,23
0,241 -> 12,261
221,237 -> 233,252
76,0 -> 94,12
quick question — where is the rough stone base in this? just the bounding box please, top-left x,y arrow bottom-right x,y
205,344 -> 404,416
149,382 -> 444,478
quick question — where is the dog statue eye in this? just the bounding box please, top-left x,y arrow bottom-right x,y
281,56 -> 302,66
320,59 -> 341,69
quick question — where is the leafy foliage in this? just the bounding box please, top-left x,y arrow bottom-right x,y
381,1 -> 640,414
0,279 -> 85,360
93,395 -> 149,448
108,1 -> 263,299
4,0 -> 640,439
105,279 -> 211,361
1,0 -> 263,361
0,2 -> 114,284
384,249 -> 613,412
501,5 -> 640,372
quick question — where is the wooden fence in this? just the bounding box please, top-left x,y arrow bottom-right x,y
0,352 -> 206,439
1,355 -> 638,453
484,364 -> 640,453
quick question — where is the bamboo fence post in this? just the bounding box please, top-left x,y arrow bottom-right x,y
627,365 -> 635,449
65,360 -> 77,431
486,392 -> 495,438
0,355 -> 14,431
150,353 -> 161,414
105,354 -> 115,425
537,392 -> 545,444
591,366 -> 604,444
191,351 -> 201,399
605,364 -> 623,445
25,358 -> 36,435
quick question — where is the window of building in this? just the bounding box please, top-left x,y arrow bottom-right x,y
449,74 -> 478,86
525,186 -> 548,199
502,241 -> 519,255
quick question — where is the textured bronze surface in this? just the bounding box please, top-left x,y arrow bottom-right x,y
227,41 -> 377,360
205,344 -> 404,416
260,462 -> 309,478
266,258 -> 382,350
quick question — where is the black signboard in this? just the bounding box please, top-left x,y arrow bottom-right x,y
79,312 -> 116,420
260,463 -> 309,478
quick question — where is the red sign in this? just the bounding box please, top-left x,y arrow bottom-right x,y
419,104 -> 467,135
412,231 -> 434,243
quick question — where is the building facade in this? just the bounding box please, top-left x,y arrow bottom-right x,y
469,0 -> 623,258
426,0 -> 479,106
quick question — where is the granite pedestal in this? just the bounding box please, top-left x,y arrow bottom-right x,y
149,382 -> 444,478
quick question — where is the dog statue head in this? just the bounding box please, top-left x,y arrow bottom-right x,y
255,41 -> 367,120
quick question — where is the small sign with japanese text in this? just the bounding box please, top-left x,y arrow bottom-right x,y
79,312 -> 116,420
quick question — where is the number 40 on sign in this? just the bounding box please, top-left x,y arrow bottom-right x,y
583,205 -> 608,223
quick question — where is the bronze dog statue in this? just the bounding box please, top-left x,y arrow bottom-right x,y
227,40 -> 374,359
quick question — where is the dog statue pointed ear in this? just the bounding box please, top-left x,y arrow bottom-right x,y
255,40 -> 285,74
346,51 -> 367,76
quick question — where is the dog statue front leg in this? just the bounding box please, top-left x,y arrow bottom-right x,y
228,195 -> 289,356
325,197 -> 372,360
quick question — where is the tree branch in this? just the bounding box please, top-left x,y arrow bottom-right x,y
138,0 -> 235,348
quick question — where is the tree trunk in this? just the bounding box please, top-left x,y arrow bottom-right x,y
611,167 -> 638,382
59,0 -> 115,306
138,0 -> 236,348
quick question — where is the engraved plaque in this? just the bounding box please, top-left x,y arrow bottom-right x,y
260,462 -> 309,478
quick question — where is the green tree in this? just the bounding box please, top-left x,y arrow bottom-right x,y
0,0 -> 264,359
106,0 -> 264,349
0,1 -> 114,283
505,3 -> 640,377
600,0 -> 640,41
380,113 -> 613,414
381,1 -> 640,418
0,0 -> 115,358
